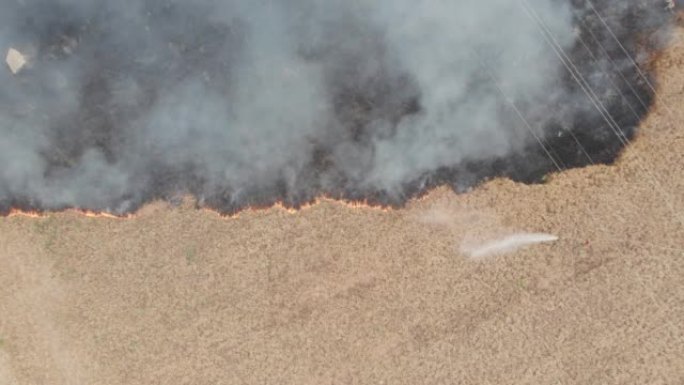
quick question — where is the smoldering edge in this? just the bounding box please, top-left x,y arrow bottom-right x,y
0,0 -> 674,215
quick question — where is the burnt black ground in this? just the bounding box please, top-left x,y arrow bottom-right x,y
0,0 -> 674,216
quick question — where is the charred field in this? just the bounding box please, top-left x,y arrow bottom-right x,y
0,0 -> 676,216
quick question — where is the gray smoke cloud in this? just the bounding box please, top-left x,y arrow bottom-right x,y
0,0 -> 674,214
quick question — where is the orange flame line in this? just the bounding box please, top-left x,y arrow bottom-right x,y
3,192 -> 434,220
6,208 -> 135,219
219,197 -> 395,219
4,199 -> 392,219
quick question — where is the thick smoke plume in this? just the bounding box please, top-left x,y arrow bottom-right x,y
0,0 -> 674,214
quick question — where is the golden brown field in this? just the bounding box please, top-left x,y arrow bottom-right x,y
2,26 -> 684,385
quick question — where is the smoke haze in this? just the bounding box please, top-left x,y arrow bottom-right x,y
0,0 -> 674,214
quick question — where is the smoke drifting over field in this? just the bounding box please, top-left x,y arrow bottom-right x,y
0,0 -> 675,214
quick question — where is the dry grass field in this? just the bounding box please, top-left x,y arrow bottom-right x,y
2,26 -> 684,385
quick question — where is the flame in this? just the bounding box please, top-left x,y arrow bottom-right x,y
3,191 -> 435,220
6,207 -> 134,219
78,209 -> 134,219
201,196 -> 395,219
7,208 -> 45,218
